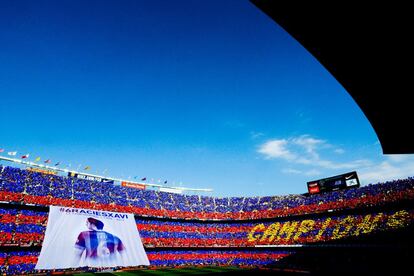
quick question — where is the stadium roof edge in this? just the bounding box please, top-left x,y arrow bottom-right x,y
0,155 -> 213,193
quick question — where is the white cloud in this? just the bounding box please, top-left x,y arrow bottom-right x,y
334,148 -> 345,154
257,135 -> 371,172
258,139 -> 297,160
282,168 -> 321,177
385,154 -> 410,163
359,161 -> 414,184
258,135 -> 414,185
304,169 -> 322,176
295,157 -> 313,165
250,131 -> 264,139
292,135 -> 324,149
314,159 -> 372,170
282,168 -> 302,174
292,135 -> 324,159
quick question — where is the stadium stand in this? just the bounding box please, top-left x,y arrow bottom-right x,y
1,164 -> 414,274
1,165 -> 414,220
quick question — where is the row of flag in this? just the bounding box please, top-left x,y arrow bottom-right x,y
1,148 -> 169,184
0,148 -> 90,170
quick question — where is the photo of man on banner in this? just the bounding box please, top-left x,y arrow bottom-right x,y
74,217 -> 126,266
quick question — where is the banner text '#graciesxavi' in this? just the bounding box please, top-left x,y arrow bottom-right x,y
59,207 -> 128,220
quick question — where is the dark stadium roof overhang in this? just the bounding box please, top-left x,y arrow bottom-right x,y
251,1 -> 413,154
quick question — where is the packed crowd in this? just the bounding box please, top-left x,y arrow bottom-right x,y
0,249 -> 291,274
0,251 -> 38,275
1,206 -> 413,248
0,208 -> 47,245
1,165 -> 414,274
1,166 -> 414,221
146,250 -> 291,267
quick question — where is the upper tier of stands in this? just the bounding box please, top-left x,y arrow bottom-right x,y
1,165 -> 414,220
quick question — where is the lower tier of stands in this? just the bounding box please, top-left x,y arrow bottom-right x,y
2,242 -> 413,275
0,249 -> 291,275
0,202 -> 413,274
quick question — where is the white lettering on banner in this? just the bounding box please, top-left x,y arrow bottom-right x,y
68,172 -> 114,183
35,206 -> 149,269
58,207 -> 129,220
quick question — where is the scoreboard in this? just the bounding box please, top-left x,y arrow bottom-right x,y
307,171 -> 360,194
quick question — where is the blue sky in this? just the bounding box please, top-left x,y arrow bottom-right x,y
1,0 -> 413,197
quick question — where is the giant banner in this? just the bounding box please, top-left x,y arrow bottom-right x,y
35,206 -> 149,269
